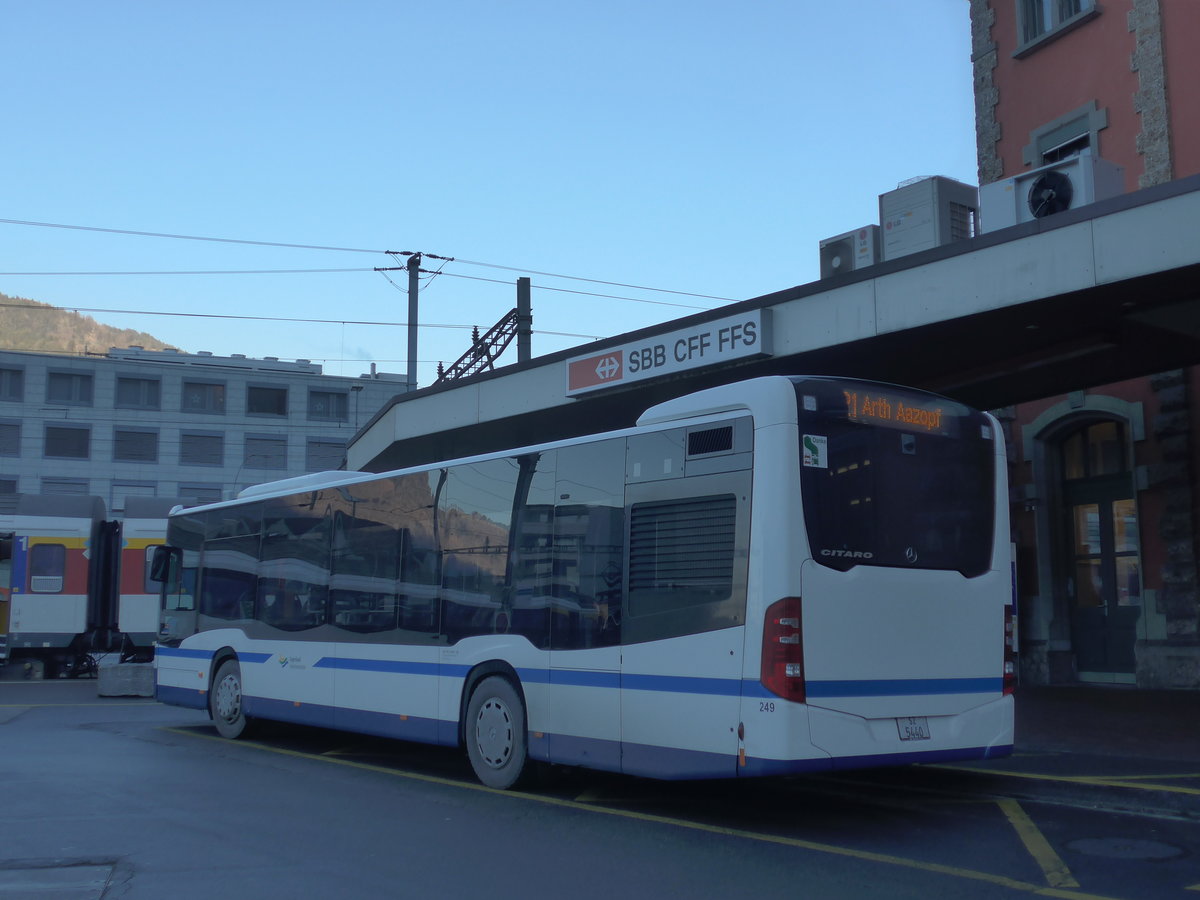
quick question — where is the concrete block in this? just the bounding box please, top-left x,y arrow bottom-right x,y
98,663 -> 155,698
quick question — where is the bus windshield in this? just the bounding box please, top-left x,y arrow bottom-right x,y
794,378 -> 996,577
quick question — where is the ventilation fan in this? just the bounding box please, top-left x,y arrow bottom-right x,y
820,237 -> 855,275
818,226 -> 879,279
1027,170 -> 1074,218
978,151 -> 1125,232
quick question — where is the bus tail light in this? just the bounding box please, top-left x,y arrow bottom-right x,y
761,597 -> 805,703
1003,603 -> 1017,696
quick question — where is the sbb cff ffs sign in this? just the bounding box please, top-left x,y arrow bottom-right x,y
565,310 -> 772,396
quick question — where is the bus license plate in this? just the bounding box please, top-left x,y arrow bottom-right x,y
897,717 -> 931,741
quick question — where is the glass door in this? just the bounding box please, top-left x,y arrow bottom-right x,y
1061,422 -> 1141,678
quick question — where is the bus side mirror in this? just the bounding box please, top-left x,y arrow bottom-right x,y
150,545 -> 178,584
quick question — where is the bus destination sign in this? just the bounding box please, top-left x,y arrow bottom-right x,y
843,389 -> 946,432
566,310 -> 772,397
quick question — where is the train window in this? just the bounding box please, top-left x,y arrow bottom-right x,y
29,543 -> 66,593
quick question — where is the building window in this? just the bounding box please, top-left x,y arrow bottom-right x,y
114,429 -> 159,462
116,376 -> 161,410
1062,421 -> 1126,480
308,389 -> 348,422
1016,0 -> 1097,55
178,483 -> 223,505
180,432 -> 224,466
244,436 -> 287,470
0,421 -> 19,456
1022,101 -> 1108,168
41,478 -> 89,495
306,438 -> 345,471
0,478 -> 15,494
46,372 -> 93,406
44,425 -> 90,459
247,385 -> 288,417
0,367 -> 23,401
111,481 -> 156,513
181,381 -> 225,414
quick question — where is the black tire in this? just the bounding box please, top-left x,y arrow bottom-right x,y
210,658 -> 252,739
465,676 -> 528,789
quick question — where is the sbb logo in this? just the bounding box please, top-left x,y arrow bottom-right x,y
628,345 -> 666,373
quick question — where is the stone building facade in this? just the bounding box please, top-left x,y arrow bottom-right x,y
970,0 -> 1200,687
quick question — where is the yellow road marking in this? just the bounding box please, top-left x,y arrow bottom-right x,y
0,701 -> 151,707
997,798 -> 1079,889
1078,772 -> 1200,782
165,727 -> 1118,900
948,764 -> 1200,797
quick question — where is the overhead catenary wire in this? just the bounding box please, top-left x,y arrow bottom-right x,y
378,267 -> 716,311
0,302 -> 601,340
0,268 -> 373,276
0,217 -> 735,302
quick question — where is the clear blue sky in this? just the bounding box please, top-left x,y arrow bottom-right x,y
3,1 -> 977,384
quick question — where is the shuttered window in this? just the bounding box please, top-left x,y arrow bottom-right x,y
629,494 -> 736,603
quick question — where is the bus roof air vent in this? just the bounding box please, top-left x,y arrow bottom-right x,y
688,426 -> 734,456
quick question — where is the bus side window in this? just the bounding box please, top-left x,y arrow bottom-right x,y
439,459 -> 519,643
257,493 -> 330,632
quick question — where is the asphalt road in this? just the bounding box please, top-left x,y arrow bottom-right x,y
1,679 -> 1197,899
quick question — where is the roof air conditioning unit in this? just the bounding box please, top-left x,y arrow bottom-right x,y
978,150 -> 1125,233
878,176 -> 978,262
818,226 -> 880,279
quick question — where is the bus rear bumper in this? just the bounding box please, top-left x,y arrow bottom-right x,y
743,693 -> 1013,776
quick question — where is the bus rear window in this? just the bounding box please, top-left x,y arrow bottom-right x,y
794,379 -> 995,578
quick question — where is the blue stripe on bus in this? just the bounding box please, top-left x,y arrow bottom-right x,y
739,743 -> 1013,777
557,669 -> 620,688
155,647 -> 215,661
624,673 -> 744,696
161,650 -> 1000,701
313,657 -> 445,677
806,677 -> 1003,698
156,648 -> 274,664
239,695 -> 458,746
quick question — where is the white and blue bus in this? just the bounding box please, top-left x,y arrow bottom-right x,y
154,375 -> 1014,788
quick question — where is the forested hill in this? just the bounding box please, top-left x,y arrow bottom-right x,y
0,291 -> 174,355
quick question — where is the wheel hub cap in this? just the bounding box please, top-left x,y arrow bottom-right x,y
475,698 -> 513,768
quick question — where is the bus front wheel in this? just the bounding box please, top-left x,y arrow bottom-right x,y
210,659 -> 252,739
465,676 -> 527,789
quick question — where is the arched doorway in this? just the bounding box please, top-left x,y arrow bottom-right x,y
1058,420 -> 1142,680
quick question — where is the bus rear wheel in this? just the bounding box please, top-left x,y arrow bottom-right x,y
210,659 -> 252,739
465,676 -> 527,789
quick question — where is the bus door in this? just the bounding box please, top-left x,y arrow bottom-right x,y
620,468 -> 750,780
545,441 -> 623,773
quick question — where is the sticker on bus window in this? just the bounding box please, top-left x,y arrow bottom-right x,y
802,434 -> 828,468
